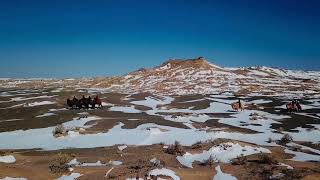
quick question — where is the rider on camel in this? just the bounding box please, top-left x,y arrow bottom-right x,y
292,99 -> 296,107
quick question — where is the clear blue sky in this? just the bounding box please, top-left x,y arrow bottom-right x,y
0,0 -> 319,78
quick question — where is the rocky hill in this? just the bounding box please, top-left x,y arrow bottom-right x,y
1,57 -> 319,97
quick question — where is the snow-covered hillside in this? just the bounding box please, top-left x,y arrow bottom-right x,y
1,57 -> 319,96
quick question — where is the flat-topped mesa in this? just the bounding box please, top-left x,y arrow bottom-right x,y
125,57 -> 222,78
158,57 -> 218,70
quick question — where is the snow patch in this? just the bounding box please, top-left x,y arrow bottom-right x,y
111,160 -> 122,166
24,101 -> 55,107
284,149 -> 320,162
118,145 -> 127,151
0,177 -> 27,180
213,165 -> 237,180
148,168 -> 180,180
276,162 -> 294,169
36,112 -> 55,118
55,173 -> 82,180
109,106 -> 141,113
0,155 -> 16,163
177,143 -> 270,168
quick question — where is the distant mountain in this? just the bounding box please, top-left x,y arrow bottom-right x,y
88,57 -> 320,96
1,57 -> 319,96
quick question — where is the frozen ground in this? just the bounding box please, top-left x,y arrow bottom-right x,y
1,58 -> 319,96
0,83 -> 319,179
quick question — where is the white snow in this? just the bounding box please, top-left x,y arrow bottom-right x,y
111,160 -> 122,166
49,108 -> 67,112
156,63 -> 171,71
67,158 -> 81,166
213,165 -> 237,180
80,160 -> 105,167
55,173 -> 82,180
248,70 -> 270,77
176,143 -> 270,168
68,167 -> 74,172
36,112 -> 55,118
0,119 -> 286,150
164,114 -> 211,123
24,101 -> 55,107
68,158 -> 108,167
101,102 -> 113,106
11,95 -> 56,102
284,149 -> 320,162
0,97 -> 319,164
276,162 -> 294,169
0,92 -> 13,97
131,96 -> 174,109
150,157 -> 158,163
109,106 -> 141,113
148,168 -> 180,180
284,127 -> 320,143
248,99 -> 272,104
180,98 -> 207,103
130,97 -> 234,119
269,173 -> 285,179
305,99 -> 320,107
0,155 -> 16,163
0,119 -> 23,122
0,177 -> 27,180
1,64 -> 319,96
118,145 -> 128,151
218,110 -> 289,133
128,118 -> 139,121
292,143 -> 320,154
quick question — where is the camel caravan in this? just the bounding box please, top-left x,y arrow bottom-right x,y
66,94 -> 302,113
286,99 -> 302,112
67,95 -> 102,109
230,98 -> 302,113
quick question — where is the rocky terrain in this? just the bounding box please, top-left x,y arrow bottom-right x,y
1,57 -> 319,97
0,58 -> 319,180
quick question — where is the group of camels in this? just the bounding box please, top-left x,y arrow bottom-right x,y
67,95 -> 102,109
67,95 -> 301,113
231,99 -> 302,112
